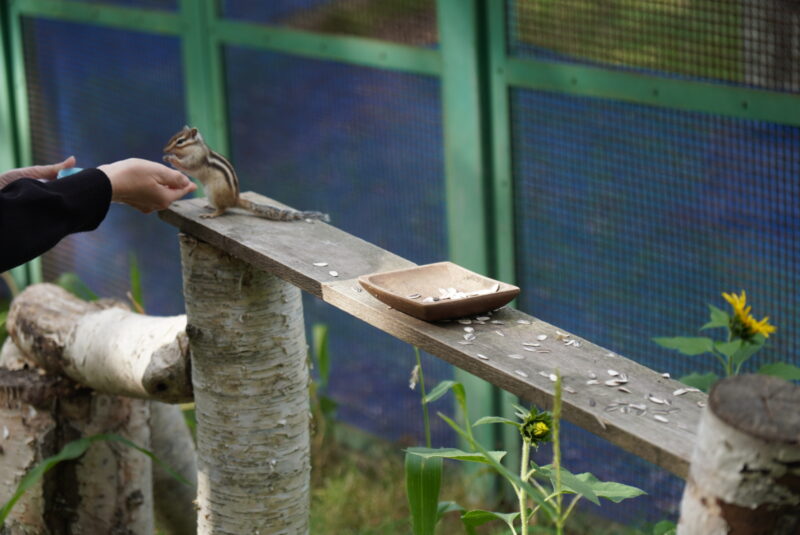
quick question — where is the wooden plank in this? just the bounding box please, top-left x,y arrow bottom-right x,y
160,192 -> 705,478
159,193 -> 414,298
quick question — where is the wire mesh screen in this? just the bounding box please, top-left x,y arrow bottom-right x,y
22,17 -> 187,314
512,87 -> 800,521
224,46 -> 451,443
222,0 -> 438,46
61,0 -> 178,10
508,0 -> 800,92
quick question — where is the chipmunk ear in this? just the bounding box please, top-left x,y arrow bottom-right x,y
189,127 -> 198,137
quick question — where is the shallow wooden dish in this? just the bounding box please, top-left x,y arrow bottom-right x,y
358,261 -> 520,321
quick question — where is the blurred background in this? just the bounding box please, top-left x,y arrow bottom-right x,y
2,0 -> 799,527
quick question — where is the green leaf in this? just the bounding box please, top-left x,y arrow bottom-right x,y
312,324 -> 330,389
460,509 -> 519,530
572,472 -> 646,503
715,340 -> 743,358
405,450 -> 442,535
0,433 -> 189,525
701,305 -> 729,331
406,446 -> 506,465
473,416 -> 520,428
652,337 -> 715,356
731,337 -> 765,370
536,465 -> 600,505
128,253 -> 144,311
679,372 -> 719,393
652,520 -> 677,535
55,273 -> 98,301
759,362 -> 800,381
423,381 -> 467,416
437,412 -> 556,520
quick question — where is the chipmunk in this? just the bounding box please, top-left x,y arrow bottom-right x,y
163,126 -> 329,222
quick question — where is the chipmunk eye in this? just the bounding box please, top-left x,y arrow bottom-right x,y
176,137 -> 185,145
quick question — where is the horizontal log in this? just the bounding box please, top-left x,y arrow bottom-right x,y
161,193 -> 707,478
7,284 -> 192,402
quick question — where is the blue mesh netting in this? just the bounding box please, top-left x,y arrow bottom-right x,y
512,87 -> 800,522
222,0 -> 438,46
224,46 -> 453,444
22,17 -> 187,314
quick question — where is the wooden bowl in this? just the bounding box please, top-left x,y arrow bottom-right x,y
358,261 -> 520,321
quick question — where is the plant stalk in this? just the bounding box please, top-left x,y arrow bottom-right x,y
414,347 -> 432,448
519,439 -> 531,535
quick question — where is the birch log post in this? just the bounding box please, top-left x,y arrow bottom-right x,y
7,283 -> 192,402
179,234 -> 311,534
678,374 -> 800,534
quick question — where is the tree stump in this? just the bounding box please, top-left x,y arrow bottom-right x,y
179,234 -> 311,534
678,374 -> 800,534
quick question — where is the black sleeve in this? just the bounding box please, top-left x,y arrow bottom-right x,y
0,168 -> 112,272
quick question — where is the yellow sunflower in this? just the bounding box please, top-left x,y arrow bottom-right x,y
722,290 -> 776,339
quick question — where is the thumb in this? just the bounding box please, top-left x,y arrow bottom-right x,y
26,156 -> 78,181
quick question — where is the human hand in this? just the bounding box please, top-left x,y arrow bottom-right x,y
0,156 -> 77,190
99,158 -> 197,213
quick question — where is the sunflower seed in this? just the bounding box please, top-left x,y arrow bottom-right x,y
661,372 -> 671,379
476,353 -> 490,361
514,370 -> 529,378
476,316 -> 490,321
536,349 -> 552,353
549,374 -> 558,382
648,394 -> 668,405
313,262 -> 329,267
464,333 -> 476,342
353,285 -> 363,293
588,372 -> 597,379
522,342 -> 541,347
564,386 -> 577,394
464,326 -> 475,333
586,379 -> 600,385
608,369 -> 620,376
522,346 -> 536,352
495,330 -> 505,337
617,386 -> 632,394
605,379 -> 623,387
697,401 -> 707,408
673,387 -> 701,396
491,320 -> 505,325
508,354 -> 525,360
458,341 -> 473,345
653,415 -> 670,423
329,271 -> 339,277
605,403 -> 621,413
538,371 -> 551,378
629,403 -> 647,412
407,293 -> 422,299
458,319 -> 472,325
516,319 -> 532,325
423,297 -> 435,303
537,334 -> 548,341
606,352 -> 617,358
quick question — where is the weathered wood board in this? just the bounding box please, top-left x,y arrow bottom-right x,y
161,193 -> 705,478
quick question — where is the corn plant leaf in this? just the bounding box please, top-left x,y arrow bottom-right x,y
55,272 -> 98,301
460,509 -> 519,530
653,520 -> 677,535
128,253 -> 144,311
312,324 -> 331,389
652,337 -> 714,356
406,446 -> 506,465
759,362 -> 800,381
679,372 -> 719,392
701,305 -> 729,331
424,381 -> 466,417
405,450 -> 442,535
437,500 -> 463,521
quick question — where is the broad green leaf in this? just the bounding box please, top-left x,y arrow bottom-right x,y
437,412 -> 556,520
759,362 -> 800,381
406,446 -> 506,465
536,465 -> 599,505
731,337 -> 765,370
436,500 -> 463,521
128,253 -> 144,311
679,372 -> 719,393
55,273 -> 98,301
653,520 -> 677,535
460,509 -> 519,530
573,472 -> 646,503
715,340 -> 743,358
473,416 -> 520,428
701,305 -> 729,331
652,337 -> 714,356
405,450 -> 442,535
312,324 -> 330,388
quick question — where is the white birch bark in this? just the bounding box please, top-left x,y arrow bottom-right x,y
678,374 -> 800,534
179,234 -> 311,535
7,283 -> 192,402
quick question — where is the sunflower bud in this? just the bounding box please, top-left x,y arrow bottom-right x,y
520,408 -> 553,446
